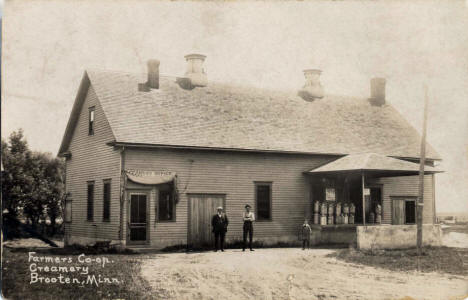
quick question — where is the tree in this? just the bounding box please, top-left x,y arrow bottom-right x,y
2,130 -> 65,234
1,130 -> 34,218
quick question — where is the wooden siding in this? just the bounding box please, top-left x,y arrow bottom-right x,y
65,84 -> 122,242
124,148 -> 334,246
369,175 -> 435,225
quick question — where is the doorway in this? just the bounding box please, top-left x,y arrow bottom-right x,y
128,192 -> 149,244
392,197 -> 417,225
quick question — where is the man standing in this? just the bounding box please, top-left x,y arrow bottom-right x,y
242,204 -> 255,251
212,206 -> 229,252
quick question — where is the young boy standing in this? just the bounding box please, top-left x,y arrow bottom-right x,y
301,219 -> 312,250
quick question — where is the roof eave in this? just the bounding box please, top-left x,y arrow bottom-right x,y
57,71 -> 91,156
107,141 -> 347,157
305,168 -> 443,175
108,141 -> 442,161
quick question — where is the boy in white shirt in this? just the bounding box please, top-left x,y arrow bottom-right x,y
243,204 -> 255,251
301,219 -> 312,250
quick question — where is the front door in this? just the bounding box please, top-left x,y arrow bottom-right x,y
188,194 -> 225,247
128,192 -> 148,244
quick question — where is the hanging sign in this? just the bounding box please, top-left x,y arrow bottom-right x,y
363,188 -> 370,196
125,169 -> 176,185
325,188 -> 336,201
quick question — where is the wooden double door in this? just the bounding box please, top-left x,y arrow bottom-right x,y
188,194 -> 225,247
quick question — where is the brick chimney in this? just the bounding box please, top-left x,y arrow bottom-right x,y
147,59 -> 160,89
184,54 -> 207,87
298,69 -> 324,101
368,77 -> 386,106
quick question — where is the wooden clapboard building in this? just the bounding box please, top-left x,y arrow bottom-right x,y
58,54 -> 442,248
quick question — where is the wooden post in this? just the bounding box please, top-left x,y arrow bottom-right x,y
305,177 -> 312,221
417,85 -> 429,253
362,172 -> 366,225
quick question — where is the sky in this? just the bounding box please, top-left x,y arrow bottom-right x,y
2,0 -> 468,213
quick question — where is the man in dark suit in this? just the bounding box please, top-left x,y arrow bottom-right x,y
212,206 -> 229,252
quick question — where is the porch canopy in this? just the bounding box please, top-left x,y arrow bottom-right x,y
307,153 -> 442,177
125,169 -> 176,185
306,153 -> 442,225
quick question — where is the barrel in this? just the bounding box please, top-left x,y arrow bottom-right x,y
335,214 -> 342,224
313,213 -> 320,225
314,201 -> 320,213
327,203 -> 335,215
375,204 -> 382,215
369,212 -> 375,223
342,203 -> 349,214
335,202 -> 342,215
320,203 -> 327,215
375,214 -> 382,224
320,215 -> 327,225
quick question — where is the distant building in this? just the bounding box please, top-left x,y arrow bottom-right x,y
58,54 -> 442,248
437,213 -> 468,224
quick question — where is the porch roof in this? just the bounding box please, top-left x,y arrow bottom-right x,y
306,153 -> 442,175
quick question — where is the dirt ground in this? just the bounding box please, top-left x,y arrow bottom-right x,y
141,248 -> 468,300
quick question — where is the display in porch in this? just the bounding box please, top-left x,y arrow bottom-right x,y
312,201 -> 363,225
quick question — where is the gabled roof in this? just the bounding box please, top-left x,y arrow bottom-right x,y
307,153 -> 442,174
58,72 -> 92,155
59,69 -> 440,160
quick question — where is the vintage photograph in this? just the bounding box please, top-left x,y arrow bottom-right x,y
1,1 -> 468,299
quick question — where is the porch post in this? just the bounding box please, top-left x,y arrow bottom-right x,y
305,177 -> 312,220
361,172 -> 366,225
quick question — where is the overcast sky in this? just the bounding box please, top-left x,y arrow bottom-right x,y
2,0 -> 468,213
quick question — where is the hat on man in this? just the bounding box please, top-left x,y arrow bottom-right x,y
245,204 -> 251,209
217,206 -> 223,210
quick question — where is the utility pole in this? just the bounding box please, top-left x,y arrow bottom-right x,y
417,84 -> 429,254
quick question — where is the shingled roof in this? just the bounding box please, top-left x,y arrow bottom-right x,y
307,153 -> 442,174
58,69 -> 440,160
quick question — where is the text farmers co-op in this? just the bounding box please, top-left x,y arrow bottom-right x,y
28,252 -> 113,268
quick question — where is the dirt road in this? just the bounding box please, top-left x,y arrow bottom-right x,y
141,248 -> 468,300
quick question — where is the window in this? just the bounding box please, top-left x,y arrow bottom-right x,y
103,180 -> 111,221
65,200 -> 72,223
87,181 -> 94,221
405,200 -> 416,224
158,189 -> 174,221
255,182 -> 272,221
88,107 -> 95,135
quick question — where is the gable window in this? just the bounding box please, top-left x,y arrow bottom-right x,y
88,107 -> 95,135
87,181 -> 94,221
255,182 -> 272,221
103,180 -> 111,221
158,186 -> 175,221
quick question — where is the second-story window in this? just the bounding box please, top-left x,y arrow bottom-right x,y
88,107 -> 95,135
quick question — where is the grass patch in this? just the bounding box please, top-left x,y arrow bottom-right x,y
329,246 -> 468,276
2,247 -> 153,300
